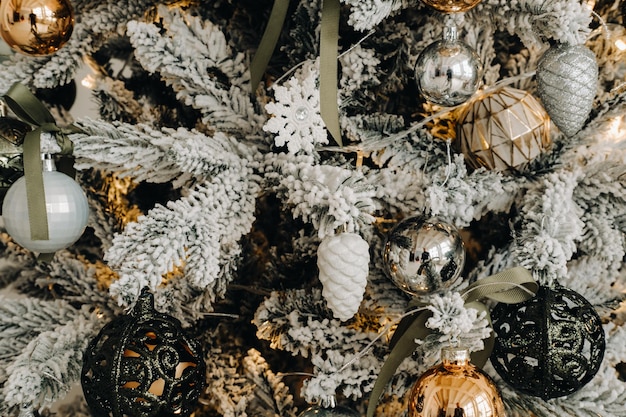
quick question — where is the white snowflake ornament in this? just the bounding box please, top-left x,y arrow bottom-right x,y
263,61 -> 328,154
317,232 -> 370,321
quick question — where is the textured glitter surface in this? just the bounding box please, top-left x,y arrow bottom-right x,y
536,43 -> 599,137
490,285 -> 605,400
81,289 -> 206,417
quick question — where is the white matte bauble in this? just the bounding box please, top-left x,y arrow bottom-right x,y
2,169 -> 88,253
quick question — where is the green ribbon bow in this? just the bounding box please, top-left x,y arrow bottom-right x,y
250,0 -> 343,146
3,82 -> 78,244
366,266 -> 538,417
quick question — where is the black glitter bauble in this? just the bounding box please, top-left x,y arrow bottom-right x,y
81,288 -> 206,417
490,284 -> 605,399
298,404 -> 360,417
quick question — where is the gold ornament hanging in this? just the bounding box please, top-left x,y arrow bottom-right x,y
408,346 -> 505,417
420,0 -> 483,13
0,0 -> 74,56
456,86 -> 551,172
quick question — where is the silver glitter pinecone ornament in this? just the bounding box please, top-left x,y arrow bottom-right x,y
317,233 -> 370,321
536,43 -> 598,137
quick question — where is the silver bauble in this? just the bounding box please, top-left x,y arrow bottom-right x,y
536,43 -> 598,137
383,216 -> 466,297
415,26 -> 482,107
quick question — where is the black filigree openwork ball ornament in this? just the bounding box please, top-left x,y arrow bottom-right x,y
81,288 -> 206,417
490,284 -> 605,399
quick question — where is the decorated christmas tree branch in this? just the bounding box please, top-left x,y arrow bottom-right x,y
253,288 -> 388,402
342,0 -> 411,32
128,6 -> 264,135
73,119 -> 252,187
242,348 -> 297,417
0,306 -> 98,413
106,167 -> 260,306
89,78 -> 147,124
0,298 -> 78,388
267,156 -> 376,239
513,169 -> 584,283
480,0 -> 593,46
426,154 -> 522,227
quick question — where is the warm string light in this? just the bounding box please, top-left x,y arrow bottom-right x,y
81,73 -> 97,90
607,116 -> 626,142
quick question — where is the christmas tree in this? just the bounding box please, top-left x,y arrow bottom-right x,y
0,0 -> 624,416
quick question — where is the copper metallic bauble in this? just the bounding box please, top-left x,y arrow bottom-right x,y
415,26 -> 483,107
456,86 -> 551,172
81,288 -> 206,417
490,284 -> 605,399
383,216 -> 465,297
420,0 -> 483,13
408,346 -> 505,417
0,0 -> 74,56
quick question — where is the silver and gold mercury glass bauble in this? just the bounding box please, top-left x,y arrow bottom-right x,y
383,216 -> 466,297
415,25 -> 483,107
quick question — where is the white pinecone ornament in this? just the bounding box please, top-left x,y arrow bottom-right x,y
536,43 -> 598,137
317,233 -> 370,321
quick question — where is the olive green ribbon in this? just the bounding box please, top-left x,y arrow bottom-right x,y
3,82 -> 76,242
319,0 -> 342,146
366,266 -> 538,417
250,0 -> 343,146
249,0 -> 291,91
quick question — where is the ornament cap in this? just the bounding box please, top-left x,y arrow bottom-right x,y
441,346 -> 471,368
319,395 -> 337,408
42,154 -> 56,172
132,287 -> 156,318
442,24 -> 458,42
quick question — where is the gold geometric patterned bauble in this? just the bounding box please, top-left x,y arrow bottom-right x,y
0,0 -> 74,56
456,87 -> 551,172
420,0 -> 483,13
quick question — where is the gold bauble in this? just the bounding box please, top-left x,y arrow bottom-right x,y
0,0 -> 74,56
408,346 -> 505,417
456,87 -> 551,172
420,0 -> 483,13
